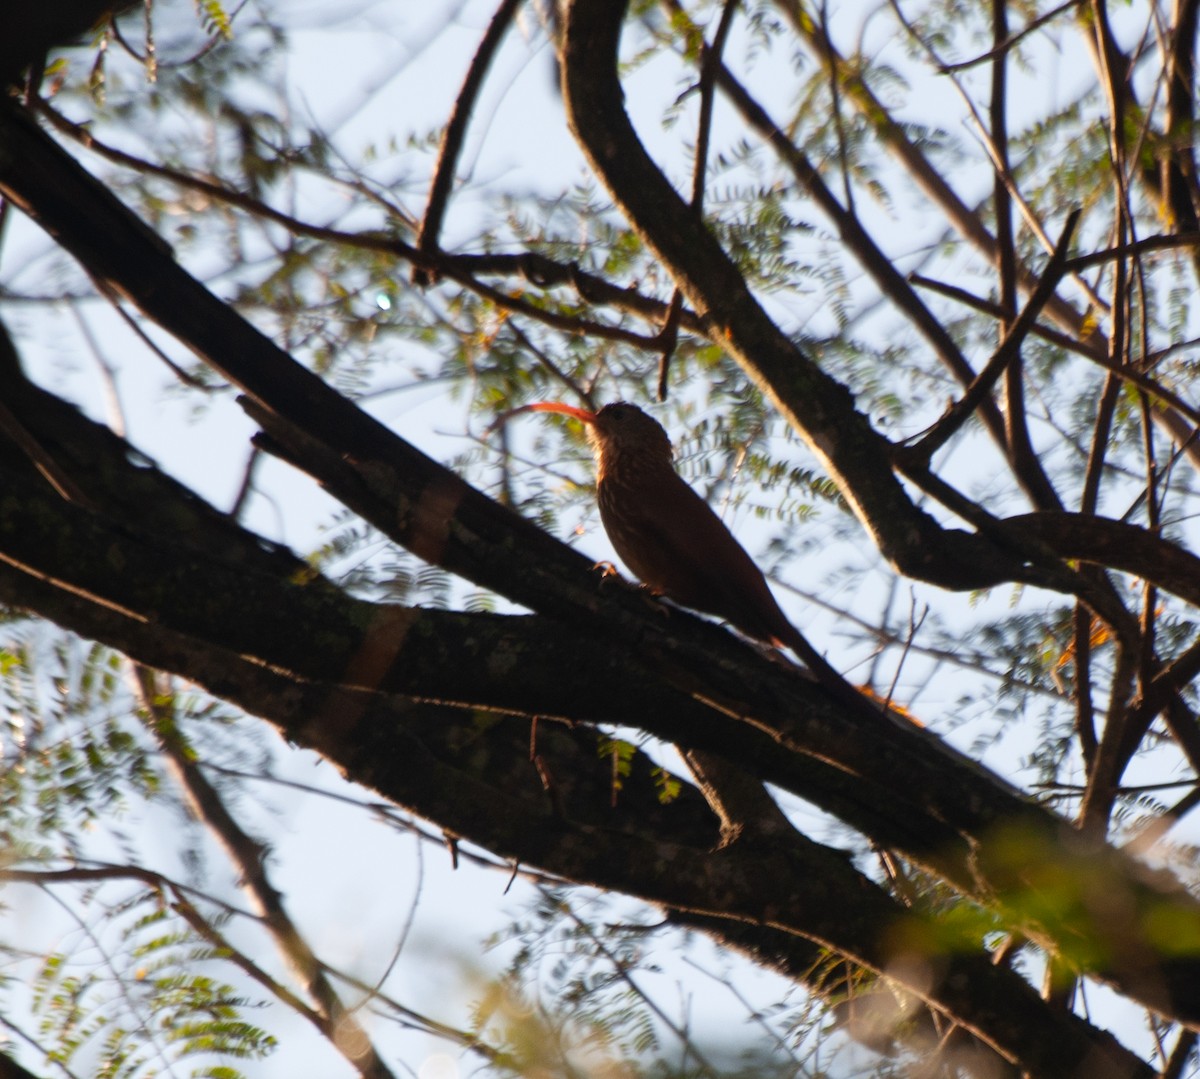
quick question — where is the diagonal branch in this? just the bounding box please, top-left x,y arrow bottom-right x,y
665,2 -> 1020,462
0,537 -> 1149,1074
132,667 -> 398,1079
562,4 -> 1037,591
900,211 -> 1080,466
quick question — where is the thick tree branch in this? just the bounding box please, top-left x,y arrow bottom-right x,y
0,570 -> 1154,1077
0,99 -> 648,630
0,422 -> 1010,867
1005,512 -> 1200,608
3,284 -> 1200,1040
658,0 -> 1013,455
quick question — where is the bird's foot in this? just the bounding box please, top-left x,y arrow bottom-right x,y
637,585 -> 673,619
592,568 -> 676,619
591,565 -> 672,619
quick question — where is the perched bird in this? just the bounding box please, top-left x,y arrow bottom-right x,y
524,401 -> 859,707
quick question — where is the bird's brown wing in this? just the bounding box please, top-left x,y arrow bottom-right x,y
599,470 -> 793,644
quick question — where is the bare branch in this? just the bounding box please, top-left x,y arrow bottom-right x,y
414,0 -> 526,282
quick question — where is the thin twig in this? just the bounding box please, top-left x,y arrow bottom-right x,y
657,0 -> 737,401
414,0 -> 526,283
558,892 -> 724,1079
778,0 -> 1108,360
887,0 -> 1109,314
939,0 -> 1084,71
34,99 -> 667,349
506,318 -> 594,404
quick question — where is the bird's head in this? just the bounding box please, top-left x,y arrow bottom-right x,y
520,401 -> 674,474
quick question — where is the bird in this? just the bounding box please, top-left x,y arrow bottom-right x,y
522,400 -> 862,709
